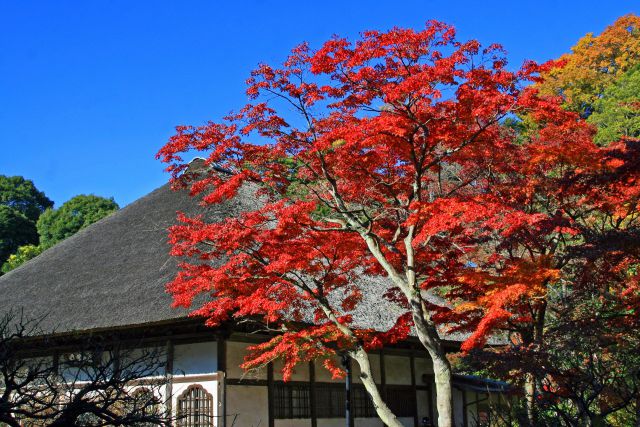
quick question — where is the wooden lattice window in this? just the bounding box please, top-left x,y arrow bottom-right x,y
385,385 -> 416,417
273,382 -> 311,419
314,383 -> 377,418
352,385 -> 377,418
314,383 -> 343,418
177,384 -> 214,427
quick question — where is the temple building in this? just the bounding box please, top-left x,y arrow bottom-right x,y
0,178 -> 508,427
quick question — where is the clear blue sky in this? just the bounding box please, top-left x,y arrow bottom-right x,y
1,1 -> 637,207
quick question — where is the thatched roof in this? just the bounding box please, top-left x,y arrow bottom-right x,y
0,179 -> 258,334
0,173 -> 471,343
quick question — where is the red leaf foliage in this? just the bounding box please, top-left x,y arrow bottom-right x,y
157,21 -> 640,379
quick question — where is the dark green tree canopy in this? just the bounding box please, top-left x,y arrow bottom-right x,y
0,205 -> 39,265
0,175 -> 53,222
0,176 -> 50,270
37,195 -> 119,248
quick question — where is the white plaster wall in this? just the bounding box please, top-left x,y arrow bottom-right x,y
383,355 -> 412,385
317,420 -> 343,427
130,383 -> 167,406
318,418 -> 384,427
313,353 -> 382,384
315,413 -> 414,425
53,354 -> 89,383
351,353 -> 381,384
226,341 -> 267,380
413,355 -> 433,384
275,419 -> 312,427
121,346 -> 166,378
313,355 -> 342,383
60,347 -> 166,382
173,341 -> 217,375
169,341 -> 221,425
355,418 -> 384,427
47,344 -> 224,425
226,384 -> 268,427
273,358 -> 310,382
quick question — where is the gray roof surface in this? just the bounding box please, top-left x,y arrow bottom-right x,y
0,182 -> 259,334
0,178 -> 473,343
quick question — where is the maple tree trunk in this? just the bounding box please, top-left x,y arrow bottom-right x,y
410,299 -> 454,427
525,304 -> 545,427
432,355 -> 454,427
352,347 -> 404,427
318,306 -> 405,426
524,373 -> 537,427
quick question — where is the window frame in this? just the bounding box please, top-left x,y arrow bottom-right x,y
176,384 -> 214,427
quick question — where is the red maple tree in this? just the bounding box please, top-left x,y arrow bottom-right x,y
157,21 -> 638,426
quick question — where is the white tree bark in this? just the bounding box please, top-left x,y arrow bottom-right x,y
321,160 -> 455,427
351,348 -> 404,427
410,300 -> 454,427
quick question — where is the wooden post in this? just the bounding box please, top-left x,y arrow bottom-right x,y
462,390 -> 468,427
217,338 -> 226,427
310,361 -> 317,427
165,339 -> 174,420
267,362 -> 274,427
410,349 -> 419,427
342,354 -> 353,427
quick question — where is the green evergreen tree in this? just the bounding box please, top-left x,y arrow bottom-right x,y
0,176 -> 52,269
0,175 -> 53,222
0,206 -> 39,267
588,65 -> 640,145
36,195 -> 119,248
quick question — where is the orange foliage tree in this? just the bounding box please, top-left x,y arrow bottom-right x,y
537,14 -> 640,117
452,133 -> 640,424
